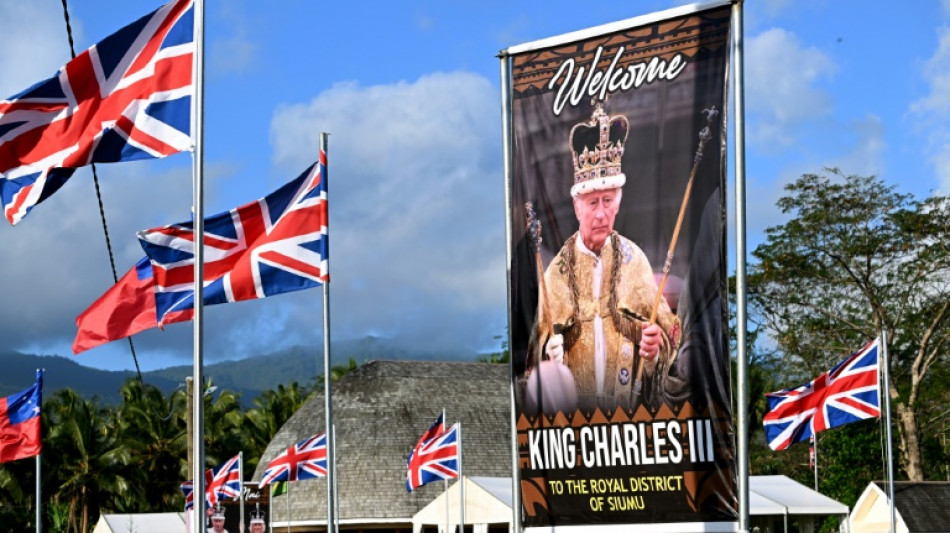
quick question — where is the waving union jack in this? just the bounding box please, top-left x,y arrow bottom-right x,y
406,417 -> 459,492
137,153 -> 328,325
259,433 -> 328,488
0,0 -> 194,225
763,339 -> 881,451
180,453 -> 242,510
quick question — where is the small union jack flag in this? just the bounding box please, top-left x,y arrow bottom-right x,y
181,454 -> 242,510
137,153 -> 328,325
259,433 -> 327,488
763,339 -> 881,451
0,0 -> 194,225
406,418 -> 459,492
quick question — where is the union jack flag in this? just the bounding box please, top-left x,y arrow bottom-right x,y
763,339 -> 881,451
137,153 -> 328,324
0,0 -> 194,225
259,433 -> 328,488
181,454 -> 242,510
406,418 -> 459,492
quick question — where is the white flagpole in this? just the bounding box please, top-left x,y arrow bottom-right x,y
813,435 -> 818,492
732,1 -> 751,532
321,131 -> 336,533
458,423 -> 465,533
191,1 -> 206,533
880,333 -> 897,533
443,409 -> 448,533
286,482 -> 291,533
239,451 -> 245,533
35,453 -> 41,533
333,424 -> 340,533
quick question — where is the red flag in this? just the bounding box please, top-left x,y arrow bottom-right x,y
0,371 -> 42,463
72,257 -> 188,354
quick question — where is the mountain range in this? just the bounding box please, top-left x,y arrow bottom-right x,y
0,336 -> 487,404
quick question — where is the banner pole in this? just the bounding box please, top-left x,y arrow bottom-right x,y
813,435 -> 819,492
191,1 -> 206,533
498,49 -> 520,533
321,131 -> 336,533
881,332 -> 897,533
732,1 -> 751,531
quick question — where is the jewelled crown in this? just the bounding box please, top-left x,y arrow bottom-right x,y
250,504 -> 266,524
211,503 -> 226,519
569,102 -> 629,197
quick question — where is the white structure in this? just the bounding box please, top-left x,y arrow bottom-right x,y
849,481 -> 950,533
412,475 -> 848,533
92,512 -> 186,533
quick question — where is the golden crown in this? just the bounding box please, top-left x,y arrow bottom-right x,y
569,102 -> 629,197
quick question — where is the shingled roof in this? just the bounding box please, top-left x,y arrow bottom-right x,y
252,360 -> 512,529
873,481 -> 950,532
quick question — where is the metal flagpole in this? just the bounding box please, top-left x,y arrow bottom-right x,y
443,409 -> 448,533
321,131 -> 336,533
35,453 -> 41,533
287,482 -> 291,533
239,451 -> 245,533
881,332 -> 897,533
458,423 -> 465,533
813,435 -> 818,492
498,49 -> 521,533
333,424 -> 340,533
732,1 -> 751,532
191,2 -> 207,533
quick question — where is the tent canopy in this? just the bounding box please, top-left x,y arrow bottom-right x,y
412,475 -> 848,530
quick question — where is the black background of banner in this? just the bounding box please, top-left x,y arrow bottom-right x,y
507,5 -> 737,528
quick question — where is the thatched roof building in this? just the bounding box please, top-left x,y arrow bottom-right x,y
252,360 -> 512,532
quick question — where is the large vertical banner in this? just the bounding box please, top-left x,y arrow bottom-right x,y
504,2 -> 736,531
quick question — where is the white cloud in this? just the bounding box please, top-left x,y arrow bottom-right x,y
910,25 -> 950,192
269,72 -> 507,353
746,28 -> 836,148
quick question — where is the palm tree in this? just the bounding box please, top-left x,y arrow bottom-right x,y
44,389 -> 127,533
114,379 -> 187,512
242,382 -> 311,475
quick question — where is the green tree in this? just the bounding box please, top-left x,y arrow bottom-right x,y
748,169 -> 950,481
242,382 -> 311,476
44,389 -> 127,533
114,379 -> 187,511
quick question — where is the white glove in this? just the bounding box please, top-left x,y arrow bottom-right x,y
545,334 -> 565,364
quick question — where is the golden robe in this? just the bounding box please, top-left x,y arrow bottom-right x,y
538,232 -> 680,411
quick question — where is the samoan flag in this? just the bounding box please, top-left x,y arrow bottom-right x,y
763,339 -> 881,451
137,154 -> 328,325
0,0 -> 194,225
0,370 -> 43,463
406,418 -> 459,492
258,433 -> 328,488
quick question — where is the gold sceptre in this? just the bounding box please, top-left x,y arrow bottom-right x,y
525,202 -> 553,366
635,106 -> 719,391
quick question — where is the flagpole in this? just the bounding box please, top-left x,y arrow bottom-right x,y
732,2 -> 751,532
443,409 -> 448,533
239,451 -> 245,533
813,435 -> 818,492
458,423 -> 465,533
881,333 -> 897,533
35,453 -> 41,533
333,424 -> 340,533
321,131 -> 336,533
191,1 -> 207,532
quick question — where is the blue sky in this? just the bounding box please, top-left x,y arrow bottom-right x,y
0,0 -> 948,374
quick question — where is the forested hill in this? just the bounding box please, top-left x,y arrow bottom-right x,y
0,337 -> 484,404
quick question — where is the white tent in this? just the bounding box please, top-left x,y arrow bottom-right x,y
92,512 -> 186,533
412,475 -> 848,533
413,476 -> 512,533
